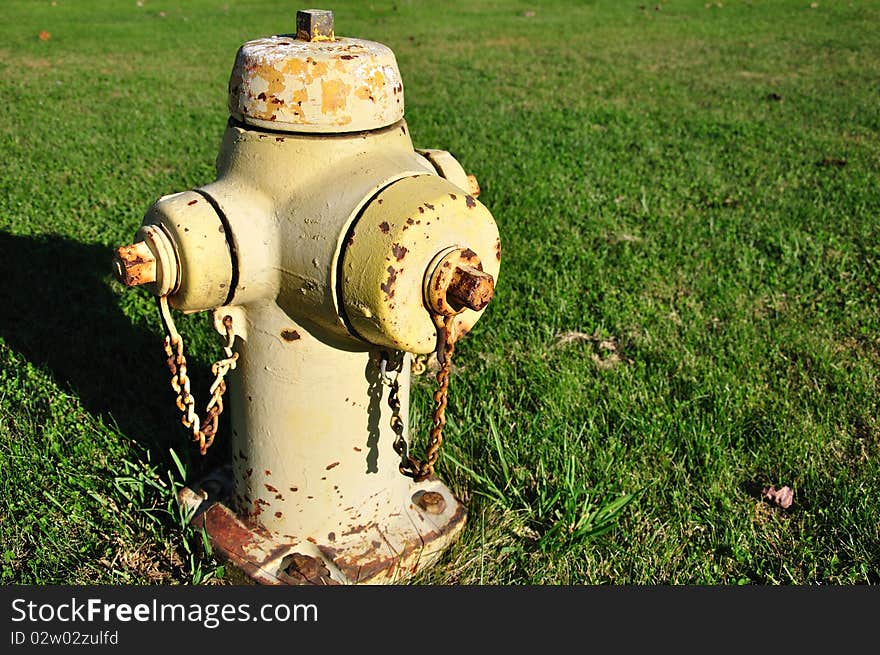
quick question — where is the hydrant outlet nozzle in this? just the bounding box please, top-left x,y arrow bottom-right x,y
113,241 -> 156,287
447,263 -> 495,312
425,248 -> 495,316
112,223 -> 179,297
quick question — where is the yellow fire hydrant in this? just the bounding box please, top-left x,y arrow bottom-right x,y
112,9 -> 500,584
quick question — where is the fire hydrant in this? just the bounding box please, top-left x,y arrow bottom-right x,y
112,9 -> 500,584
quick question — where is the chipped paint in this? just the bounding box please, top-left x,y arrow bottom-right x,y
280,328 -> 301,341
391,243 -> 408,261
229,36 -> 404,133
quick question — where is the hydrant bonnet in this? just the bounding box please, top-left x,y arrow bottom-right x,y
228,24 -> 405,133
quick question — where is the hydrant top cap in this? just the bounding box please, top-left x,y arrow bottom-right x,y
228,33 -> 405,133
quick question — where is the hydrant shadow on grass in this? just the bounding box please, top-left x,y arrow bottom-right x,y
0,231 -> 226,478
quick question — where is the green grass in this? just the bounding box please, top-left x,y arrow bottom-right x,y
2,0 -> 879,585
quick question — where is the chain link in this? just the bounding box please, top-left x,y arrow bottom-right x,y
385,313 -> 456,482
158,295 -> 239,455
410,353 -> 428,375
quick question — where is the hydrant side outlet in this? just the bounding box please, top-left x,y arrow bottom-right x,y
341,174 -> 500,353
140,191 -> 233,311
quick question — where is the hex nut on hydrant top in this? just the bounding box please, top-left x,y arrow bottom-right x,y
112,8 -> 501,585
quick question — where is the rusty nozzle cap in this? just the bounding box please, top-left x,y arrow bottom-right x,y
447,264 -> 494,312
113,241 -> 156,287
112,224 -> 179,296
425,248 -> 495,316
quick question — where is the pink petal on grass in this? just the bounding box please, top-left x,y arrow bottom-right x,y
761,485 -> 794,509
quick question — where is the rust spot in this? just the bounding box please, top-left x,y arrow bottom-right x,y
196,504 -> 261,563
424,203 -> 434,210
187,199 -> 198,206
275,511 -> 283,518
275,493 -> 284,500
328,532 -> 336,541
391,243 -> 408,261
353,446 -> 362,452
379,221 -> 390,234
257,92 -> 267,100
307,536 -> 317,544
281,329 -> 301,341
275,137 -> 285,142
400,125 -> 407,134
465,195 -> 477,208
265,470 -> 271,476
289,486 -> 298,492
495,238 -> 502,261
449,193 -> 457,200
406,218 -> 414,225
341,523 -> 369,536
380,266 -> 397,299
340,54 -> 355,60
460,248 -> 478,262
378,198 -> 384,204
326,462 -> 340,470
418,206 -> 424,214
265,483 -> 278,493
279,552 -> 336,585
347,228 -> 355,247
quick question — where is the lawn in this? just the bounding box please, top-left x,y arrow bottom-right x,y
1,0 -> 879,585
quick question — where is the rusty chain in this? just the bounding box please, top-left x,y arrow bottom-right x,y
383,313 -> 456,482
158,295 -> 239,455
157,289 -> 451,469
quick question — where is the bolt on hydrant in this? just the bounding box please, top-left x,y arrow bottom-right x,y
112,9 -> 500,584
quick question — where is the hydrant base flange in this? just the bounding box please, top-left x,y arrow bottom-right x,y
178,466 -> 466,585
